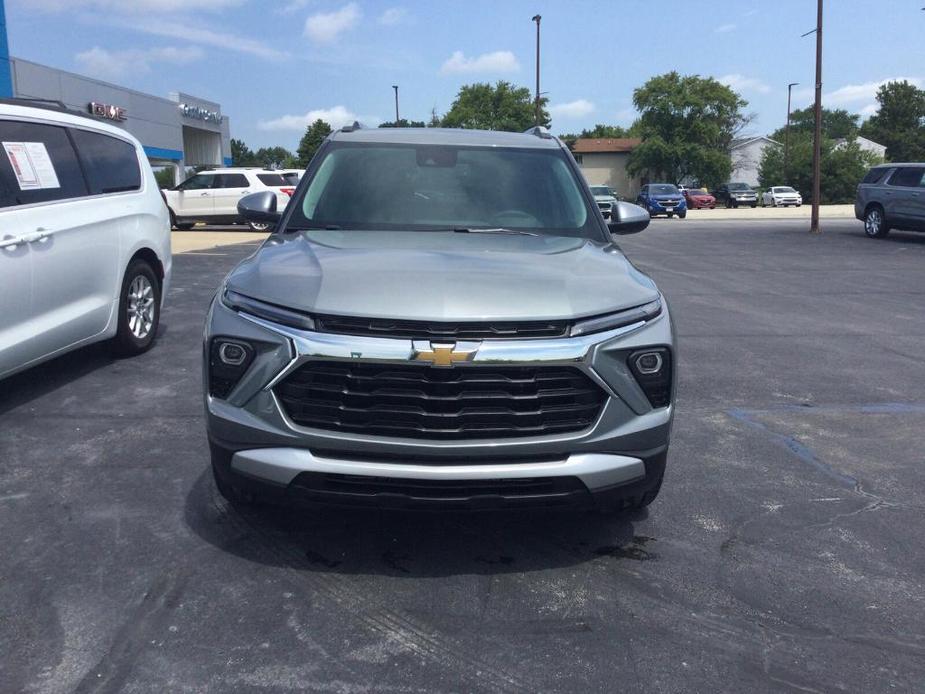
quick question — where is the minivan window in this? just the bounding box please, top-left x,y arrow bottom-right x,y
290,143 -> 593,237
862,167 -> 891,185
888,167 -> 925,188
0,119 -> 88,207
256,173 -> 288,186
70,128 -> 141,195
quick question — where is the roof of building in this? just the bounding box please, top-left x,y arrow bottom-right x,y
330,126 -> 564,149
571,138 -> 641,153
731,136 -> 782,149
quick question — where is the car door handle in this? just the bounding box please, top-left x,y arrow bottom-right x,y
240,190 -> 250,194
29,227 -> 55,243
200,192 -> 211,196
0,235 -> 27,250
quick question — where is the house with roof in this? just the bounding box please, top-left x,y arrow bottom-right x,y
730,136 -> 781,187
570,138 -> 643,199
834,135 -> 887,160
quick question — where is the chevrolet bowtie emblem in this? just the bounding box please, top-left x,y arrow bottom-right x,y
412,341 -> 479,367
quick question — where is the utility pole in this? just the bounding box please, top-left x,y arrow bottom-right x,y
392,85 -> 400,126
785,82 -> 799,181
810,0 -> 823,233
532,14 -> 541,126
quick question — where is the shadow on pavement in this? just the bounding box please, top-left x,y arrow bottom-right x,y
183,468 -> 654,578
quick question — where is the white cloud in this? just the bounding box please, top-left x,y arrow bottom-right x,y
440,50 -> 520,75
378,7 -> 407,25
549,99 -> 595,119
615,107 -> 637,124
29,0 -> 242,11
859,103 -> 879,118
824,77 -> 923,105
304,3 -> 362,43
114,18 -> 287,60
275,0 -> 313,14
715,23 -> 736,33
258,105 -> 380,131
720,73 -> 771,94
74,46 -> 203,81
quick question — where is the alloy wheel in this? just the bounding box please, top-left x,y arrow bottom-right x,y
865,209 -> 882,237
127,275 -> 155,339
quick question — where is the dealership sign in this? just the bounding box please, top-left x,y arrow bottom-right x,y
179,103 -> 222,123
89,102 -> 127,121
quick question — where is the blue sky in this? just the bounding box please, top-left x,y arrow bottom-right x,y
7,0 -> 925,150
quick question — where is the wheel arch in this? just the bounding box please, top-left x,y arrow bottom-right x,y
127,247 -> 165,286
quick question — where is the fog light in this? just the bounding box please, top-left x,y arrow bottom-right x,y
635,352 -> 663,374
219,342 -> 247,366
628,348 -> 672,408
209,339 -> 255,399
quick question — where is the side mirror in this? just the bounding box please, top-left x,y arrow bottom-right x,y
607,200 -> 650,235
238,191 -> 280,224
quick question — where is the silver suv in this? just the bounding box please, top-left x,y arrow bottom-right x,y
203,126 -> 675,513
856,163 -> 925,238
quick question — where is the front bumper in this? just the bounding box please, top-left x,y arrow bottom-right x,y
204,295 -> 675,507
687,197 -> 715,209
644,199 -> 687,215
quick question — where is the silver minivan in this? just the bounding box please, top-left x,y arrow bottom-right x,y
856,163 -> 925,238
0,100 -> 172,379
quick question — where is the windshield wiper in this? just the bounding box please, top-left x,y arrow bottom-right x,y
452,227 -> 539,236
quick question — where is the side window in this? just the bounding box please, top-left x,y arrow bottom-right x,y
862,168 -> 890,185
888,167 -> 925,188
178,174 -> 214,190
0,119 -> 88,207
69,128 -> 141,195
215,173 -> 249,188
256,173 -> 288,186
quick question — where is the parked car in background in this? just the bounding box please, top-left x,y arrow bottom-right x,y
855,163 -> 925,238
714,182 -> 758,208
636,183 -> 687,218
163,167 -> 295,231
206,125 -> 672,515
0,99 -> 171,380
683,187 -> 716,209
589,184 -> 619,218
277,169 -> 304,187
762,186 -> 802,207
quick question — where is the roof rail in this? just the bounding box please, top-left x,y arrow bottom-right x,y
340,121 -> 362,133
523,125 -> 552,139
0,97 -> 91,120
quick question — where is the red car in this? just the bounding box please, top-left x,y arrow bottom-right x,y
683,187 -> 716,209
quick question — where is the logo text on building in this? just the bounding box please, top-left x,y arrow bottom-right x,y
179,103 -> 222,123
89,102 -> 127,121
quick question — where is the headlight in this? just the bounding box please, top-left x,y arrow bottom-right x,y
570,299 -> 662,337
222,288 -> 315,331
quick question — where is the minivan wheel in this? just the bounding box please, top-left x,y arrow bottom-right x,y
247,221 -> 271,232
112,259 -> 160,356
864,206 -> 889,238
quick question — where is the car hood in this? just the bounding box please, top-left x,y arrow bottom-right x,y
593,195 -> 618,203
690,193 -> 714,199
649,194 -> 683,200
224,230 -> 659,322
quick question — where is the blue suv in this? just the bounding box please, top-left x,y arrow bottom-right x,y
636,184 -> 687,219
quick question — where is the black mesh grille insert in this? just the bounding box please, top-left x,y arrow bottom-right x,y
314,314 -> 569,340
275,362 -> 607,440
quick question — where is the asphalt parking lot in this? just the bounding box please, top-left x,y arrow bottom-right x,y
2,218 -> 924,693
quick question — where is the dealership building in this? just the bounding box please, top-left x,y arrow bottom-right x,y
0,5 -> 231,185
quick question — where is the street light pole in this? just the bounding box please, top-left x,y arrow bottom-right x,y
785,82 -> 799,181
810,0 -> 823,233
392,85 -> 400,126
532,14 -> 541,126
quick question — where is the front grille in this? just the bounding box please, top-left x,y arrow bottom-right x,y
597,201 -> 612,209
275,362 -> 607,440
314,314 -> 569,340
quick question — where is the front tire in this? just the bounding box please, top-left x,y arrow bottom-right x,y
864,206 -> 890,238
678,211 -> 687,219
111,259 -> 160,356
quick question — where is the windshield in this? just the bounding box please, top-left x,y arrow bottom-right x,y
650,184 -> 679,195
287,142 -> 595,237
589,186 -> 611,196
728,183 -> 751,191
774,186 -> 796,193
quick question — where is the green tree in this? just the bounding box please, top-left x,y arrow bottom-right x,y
559,123 -> 638,149
378,119 -> 427,128
297,119 -> 333,167
758,132 -> 880,203
626,72 -> 751,187
153,167 -> 176,189
253,146 -> 296,168
441,81 -> 549,131
860,80 -> 925,162
230,138 -> 254,166
770,106 -> 860,141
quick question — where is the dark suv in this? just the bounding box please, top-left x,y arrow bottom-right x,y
713,182 -> 757,208
855,164 -> 925,238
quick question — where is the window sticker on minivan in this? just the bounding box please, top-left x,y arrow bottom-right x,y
2,141 -> 61,190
